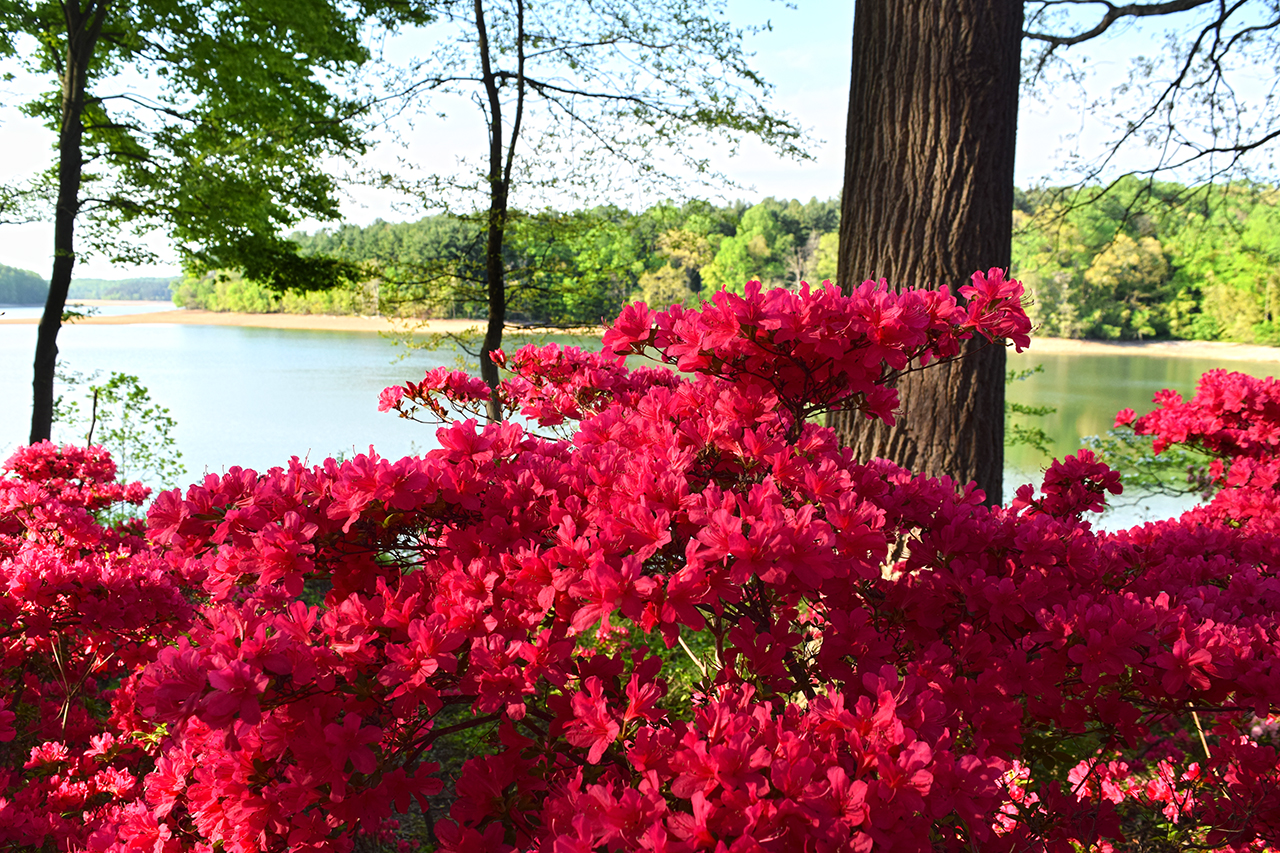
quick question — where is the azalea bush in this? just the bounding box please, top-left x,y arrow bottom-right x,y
3,273 -> 1280,852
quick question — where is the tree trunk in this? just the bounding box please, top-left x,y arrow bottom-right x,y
474,0 -> 521,424
479,187 -> 508,422
829,0 -> 1023,504
30,1 -> 109,445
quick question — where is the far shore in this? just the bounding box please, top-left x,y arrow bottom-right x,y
3,301 -> 1280,364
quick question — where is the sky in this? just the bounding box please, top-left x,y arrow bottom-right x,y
0,2 -> 1252,281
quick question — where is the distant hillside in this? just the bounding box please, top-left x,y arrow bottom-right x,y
69,277 -> 175,301
0,268 -> 177,304
0,263 -> 47,304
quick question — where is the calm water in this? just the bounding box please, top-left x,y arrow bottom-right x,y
3,310 -> 1277,528
1003,349 -> 1279,524
1,317 -> 459,475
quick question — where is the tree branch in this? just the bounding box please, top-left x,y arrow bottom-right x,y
1024,0 -> 1217,46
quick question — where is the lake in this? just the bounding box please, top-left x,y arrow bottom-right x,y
3,305 -> 1277,529
1001,349 -> 1266,525
1,309 -> 455,474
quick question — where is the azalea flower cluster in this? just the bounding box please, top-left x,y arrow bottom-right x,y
0,444 -> 192,849
382,273 -> 1032,437
2,273 -> 1279,852
601,273 -> 1030,431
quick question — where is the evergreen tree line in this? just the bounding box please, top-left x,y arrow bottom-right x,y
0,262 -> 46,304
66,278 -> 175,301
0,268 -> 174,304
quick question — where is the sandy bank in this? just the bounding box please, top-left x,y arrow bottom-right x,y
67,299 -> 176,307
0,306 -> 591,336
1020,337 -> 1280,364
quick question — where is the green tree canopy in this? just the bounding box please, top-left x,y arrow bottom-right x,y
0,0 -> 431,442
1014,179 -> 1280,343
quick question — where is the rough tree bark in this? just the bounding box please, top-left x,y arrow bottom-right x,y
30,0 -> 110,445
829,0 -> 1023,504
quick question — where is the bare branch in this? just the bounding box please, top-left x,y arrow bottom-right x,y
1023,0 -> 1280,194
1024,0 -> 1218,46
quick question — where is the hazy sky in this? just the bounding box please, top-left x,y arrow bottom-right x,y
0,3 -> 1228,280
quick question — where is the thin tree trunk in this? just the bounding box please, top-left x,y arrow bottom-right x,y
474,0 -> 525,424
474,0 -> 506,422
30,1 -> 109,445
476,0 -> 524,417
829,0 -> 1022,504
479,191 -> 507,423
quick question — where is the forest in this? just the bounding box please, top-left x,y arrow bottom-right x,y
9,178 -> 1278,347
1014,179 -> 1280,343
165,179 -> 1280,343
0,262 -> 46,304
63,277 -> 174,301
168,197 -> 841,326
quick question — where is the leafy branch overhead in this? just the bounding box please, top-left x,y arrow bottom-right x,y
0,0 -> 401,269
0,0 -> 434,443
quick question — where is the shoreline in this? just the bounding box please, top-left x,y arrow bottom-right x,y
0,304 -> 588,336
1018,336 -> 1280,364
3,302 -> 1280,363
64,299 -> 171,307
